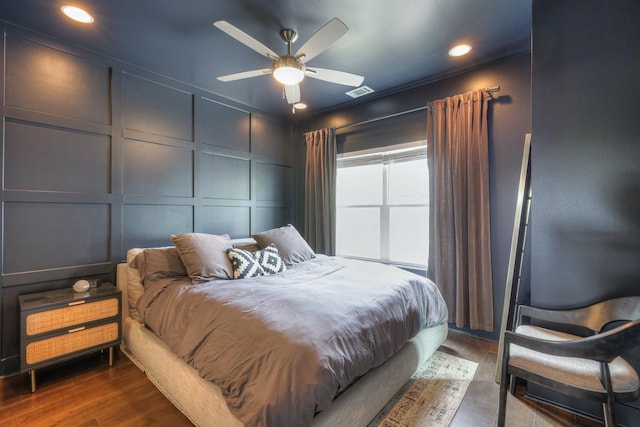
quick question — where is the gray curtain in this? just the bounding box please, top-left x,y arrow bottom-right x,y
304,128 -> 336,255
427,89 -> 494,331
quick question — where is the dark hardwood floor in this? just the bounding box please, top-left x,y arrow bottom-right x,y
1,329 -> 602,426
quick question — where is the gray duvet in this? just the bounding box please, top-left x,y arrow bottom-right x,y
137,255 -> 447,427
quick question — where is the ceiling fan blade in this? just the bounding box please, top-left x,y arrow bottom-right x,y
213,21 -> 280,60
284,84 -> 301,104
305,67 -> 364,87
217,69 -> 272,82
294,18 -> 348,63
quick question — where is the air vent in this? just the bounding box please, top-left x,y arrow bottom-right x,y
345,86 -> 375,98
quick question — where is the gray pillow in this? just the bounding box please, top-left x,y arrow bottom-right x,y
232,242 -> 261,252
171,233 -> 233,282
252,224 -> 315,265
143,247 -> 188,287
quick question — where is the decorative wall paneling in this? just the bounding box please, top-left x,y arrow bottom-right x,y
0,27 -> 293,376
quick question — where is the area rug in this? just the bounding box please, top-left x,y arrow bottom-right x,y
368,351 -> 478,427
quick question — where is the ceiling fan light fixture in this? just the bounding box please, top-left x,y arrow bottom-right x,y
273,67 -> 304,85
273,57 -> 305,85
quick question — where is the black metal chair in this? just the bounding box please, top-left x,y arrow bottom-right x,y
497,296 -> 640,427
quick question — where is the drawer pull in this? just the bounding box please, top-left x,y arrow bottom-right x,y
68,326 -> 86,333
68,300 -> 86,306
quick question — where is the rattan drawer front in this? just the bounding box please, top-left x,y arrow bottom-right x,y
25,322 -> 119,365
26,298 -> 119,336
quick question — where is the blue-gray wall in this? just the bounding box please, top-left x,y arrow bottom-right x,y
530,0 -> 640,422
0,24 -> 294,375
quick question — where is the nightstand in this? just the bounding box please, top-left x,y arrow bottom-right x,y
19,283 -> 122,392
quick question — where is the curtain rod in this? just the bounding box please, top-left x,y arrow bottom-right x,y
335,86 -> 500,132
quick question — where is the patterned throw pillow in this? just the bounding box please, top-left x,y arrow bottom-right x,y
254,243 -> 287,275
226,248 -> 265,279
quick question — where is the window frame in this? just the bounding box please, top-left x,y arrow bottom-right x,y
335,142 -> 429,269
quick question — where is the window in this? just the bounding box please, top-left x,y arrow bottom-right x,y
336,144 -> 429,268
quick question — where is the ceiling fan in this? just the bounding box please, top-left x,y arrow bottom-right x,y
213,18 -> 364,106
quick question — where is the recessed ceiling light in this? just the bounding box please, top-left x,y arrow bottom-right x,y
448,44 -> 472,57
61,6 -> 94,24
294,102 -> 307,109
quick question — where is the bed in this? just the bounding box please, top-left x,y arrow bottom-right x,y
116,227 -> 448,427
